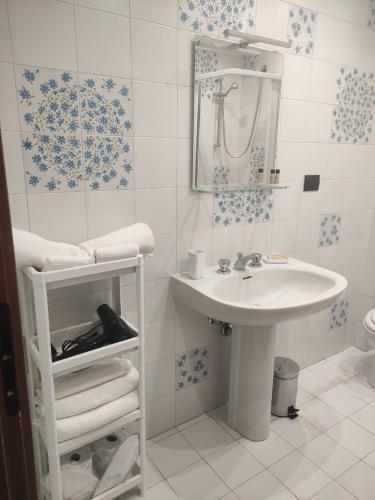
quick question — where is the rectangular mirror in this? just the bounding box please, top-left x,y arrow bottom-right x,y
193,36 -> 285,192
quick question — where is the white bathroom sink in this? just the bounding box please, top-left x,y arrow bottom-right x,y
172,258 -> 347,442
172,258 -> 347,326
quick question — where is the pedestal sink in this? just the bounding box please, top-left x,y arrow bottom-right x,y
172,258 -> 347,441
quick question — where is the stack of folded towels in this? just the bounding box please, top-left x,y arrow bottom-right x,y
35,358 -> 139,443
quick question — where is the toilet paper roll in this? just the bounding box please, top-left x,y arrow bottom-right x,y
61,446 -> 93,473
92,430 -> 128,478
187,249 -> 206,280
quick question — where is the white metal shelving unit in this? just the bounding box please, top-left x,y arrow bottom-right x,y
22,256 -> 146,500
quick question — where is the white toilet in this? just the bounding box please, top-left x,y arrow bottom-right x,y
363,309 -> 375,388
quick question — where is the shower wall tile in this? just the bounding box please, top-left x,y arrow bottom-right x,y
287,3 -> 318,57
0,63 -> 21,131
75,0 -> 130,16
8,0 -> 77,70
178,0 -> 256,35
255,0 -> 288,40
176,346 -> 209,390
131,20 -> 177,84
213,189 -> 273,226
134,137 -> 177,189
75,6 -> 131,78
130,0 -> 177,27
135,188 -> 177,235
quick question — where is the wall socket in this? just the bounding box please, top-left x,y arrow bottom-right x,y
303,175 -> 320,191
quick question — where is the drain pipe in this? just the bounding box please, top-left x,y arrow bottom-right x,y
208,318 -> 232,337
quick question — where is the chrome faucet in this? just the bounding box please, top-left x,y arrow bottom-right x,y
233,252 -> 262,270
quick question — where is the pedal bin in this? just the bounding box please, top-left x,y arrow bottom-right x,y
271,357 -> 300,419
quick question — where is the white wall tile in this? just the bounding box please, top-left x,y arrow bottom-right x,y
175,381 -> 208,426
306,102 -> 333,143
177,138 -> 192,187
135,188 -> 176,235
133,81 -> 177,137
211,226 -> 244,264
75,6 -> 131,77
242,222 -> 272,256
255,0 -> 289,41
175,306 -> 209,352
296,216 -> 320,252
145,233 -> 177,281
8,0 -> 77,70
310,60 -> 339,105
145,318 -> 175,364
75,0 -> 129,16
86,189 -> 135,239
273,182 -> 300,221
145,356 -> 175,402
0,0 -> 12,63
134,137 -> 177,188
146,393 -> 175,438
178,85 -> 193,138
8,193 -> 29,230
28,192 -> 87,243
2,131 -> 25,194
131,20 -> 177,84
177,229 -> 212,272
177,29 -> 195,86
276,142 -> 304,182
278,99 -> 309,142
271,219 -> 298,254
177,188 -> 212,232
0,63 -> 20,131
130,0 -> 177,27
281,54 -> 312,101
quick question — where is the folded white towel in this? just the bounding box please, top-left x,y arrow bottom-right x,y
57,390 -> 139,442
94,243 -> 139,263
36,366 -> 139,419
42,255 -> 94,272
80,223 -> 155,256
12,229 -> 88,270
53,358 -> 132,400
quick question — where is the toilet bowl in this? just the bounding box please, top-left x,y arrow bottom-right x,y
363,309 -> 375,388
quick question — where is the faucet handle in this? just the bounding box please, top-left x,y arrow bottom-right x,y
217,258 -> 231,274
249,252 -> 262,267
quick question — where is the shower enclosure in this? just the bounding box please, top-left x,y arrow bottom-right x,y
193,36 -> 285,192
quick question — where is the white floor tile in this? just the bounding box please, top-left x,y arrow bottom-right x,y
269,450 -> 331,500
147,433 -> 201,478
299,371 -> 334,396
205,442 -> 264,489
297,386 -> 314,406
219,493 -> 238,500
300,398 -> 345,431
271,415 -> 321,448
309,359 -> 352,385
339,374 -> 375,403
180,417 -> 234,457
363,449 -> 375,469
350,403 -> 375,435
319,385 -> 366,417
177,413 -> 209,432
209,408 -> 242,440
240,431 -> 294,468
122,481 -> 179,500
147,429 -> 177,446
311,481 -> 356,500
235,469 -> 296,500
325,418 -> 375,458
167,460 -> 230,500
329,348 -> 373,376
145,456 -> 163,488
337,461 -> 375,500
300,434 -> 358,478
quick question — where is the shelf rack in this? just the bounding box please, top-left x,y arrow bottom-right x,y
22,256 -> 146,500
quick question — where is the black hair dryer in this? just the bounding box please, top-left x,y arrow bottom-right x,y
96,304 -> 137,342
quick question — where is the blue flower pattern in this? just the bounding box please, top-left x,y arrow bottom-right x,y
319,213 -> 342,247
195,48 -> 219,98
214,188 -> 273,225
178,0 -> 256,35
331,66 -> 375,144
287,4 -> 318,57
176,347 -> 209,390
16,67 -> 133,191
330,299 -> 349,330
369,0 -> 375,29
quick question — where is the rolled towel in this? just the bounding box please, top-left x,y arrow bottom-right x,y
53,358 -> 132,400
12,228 -> 89,270
79,223 -> 155,256
56,390 -> 139,442
35,366 -> 139,418
42,255 -> 94,272
94,243 -> 139,263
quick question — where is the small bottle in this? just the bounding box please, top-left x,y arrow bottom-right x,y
274,169 -> 280,184
256,168 -> 264,184
269,169 -> 276,184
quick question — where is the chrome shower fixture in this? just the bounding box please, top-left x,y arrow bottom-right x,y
215,82 -> 239,99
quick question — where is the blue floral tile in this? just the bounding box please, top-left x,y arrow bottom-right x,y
178,0 -> 256,36
287,4 -> 318,57
21,132 -> 83,192
79,74 -> 132,136
213,188 -> 273,225
195,48 -> 219,98
330,299 -> 349,330
319,213 -> 342,247
83,135 -> 133,190
242,54 -> 258,70
369,0 -> 375,29
16,66 -> 80,133
331,66 -> 375,144
176,346 -> 209,390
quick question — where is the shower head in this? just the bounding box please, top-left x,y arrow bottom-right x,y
215,82 -> 239,98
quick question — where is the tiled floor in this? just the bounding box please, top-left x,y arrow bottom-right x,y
125,347 -> 375,500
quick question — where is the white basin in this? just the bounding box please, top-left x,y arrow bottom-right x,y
172,258 -> 347,441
